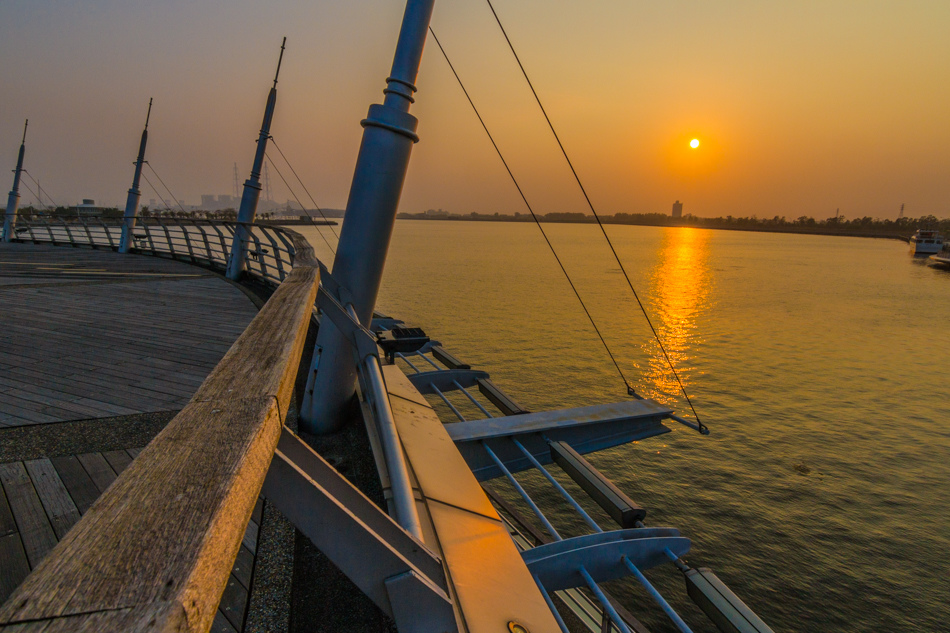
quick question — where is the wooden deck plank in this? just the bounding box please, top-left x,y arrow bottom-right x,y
0,395 -> 87,423
211,611 -> 239,633
0,245 -> 259,425
251,497 -> 263,525
0,486 -> 16,538
22,462 -> 80,541
0,463 -> 57,568
0,371 -> 164,417
1,451 -> 256,627
49,457 -> 99,515
218,574 -> 249,631
100,451 -> 132,476
0,389 -> 115,421
75,454 -> 116,495
241,519 -> 259,556
0,534 -> 31,604
230,545 -> 255,591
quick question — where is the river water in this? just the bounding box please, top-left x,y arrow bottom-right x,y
296,220 -> 949,632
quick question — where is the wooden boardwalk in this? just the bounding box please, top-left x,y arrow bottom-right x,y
0,448 -> 264,632
0,244 -> 259,427
0,243 -> 266,630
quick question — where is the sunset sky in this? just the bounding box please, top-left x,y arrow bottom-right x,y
1,0 -> 948,219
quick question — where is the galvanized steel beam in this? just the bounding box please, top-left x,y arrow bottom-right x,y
263,433 -> 456,631
301,0 -> 436,434
119,100 -> 151,253
2,120 -> 27,243
226,38 -> 286,280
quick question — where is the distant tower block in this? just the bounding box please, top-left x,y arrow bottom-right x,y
672,200 -> 683,218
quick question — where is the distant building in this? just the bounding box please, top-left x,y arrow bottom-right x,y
672,200 -> 683,219
70,199 -> 116,218
198,194 -> 240,211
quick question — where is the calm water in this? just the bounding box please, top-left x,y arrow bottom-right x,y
298,221 -> 949,632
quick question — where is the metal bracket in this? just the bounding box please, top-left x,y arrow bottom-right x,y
316,285 -> 379,363
385,571 -> 458,633
317,261 -> 355,306
263,428 -> 455,629
406,369 -> 490,394
522,529 -> 690,592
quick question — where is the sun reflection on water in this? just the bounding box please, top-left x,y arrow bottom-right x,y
642,227 -> 711,402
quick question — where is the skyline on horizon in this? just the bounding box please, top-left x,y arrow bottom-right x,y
1,1 -> 948,221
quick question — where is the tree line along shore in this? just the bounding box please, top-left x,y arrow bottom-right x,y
396,210 -> 949,241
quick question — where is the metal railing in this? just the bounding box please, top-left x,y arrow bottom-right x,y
0,225 -> 321,632
7,211 -> 430,548
6,214 -> 298,287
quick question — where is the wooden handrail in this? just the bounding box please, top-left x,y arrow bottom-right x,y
0,231 -> 320,632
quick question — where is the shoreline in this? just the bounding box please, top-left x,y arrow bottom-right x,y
393,215 -> 913,242
259,218 -> 338,226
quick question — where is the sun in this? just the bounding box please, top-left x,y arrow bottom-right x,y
689,138 -> 700,149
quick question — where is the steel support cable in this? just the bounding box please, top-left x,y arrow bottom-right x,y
429,27 -> 635,391
264,153 -> 337,254
267,136 -> 340,242
482,0 -> 707,433
145,163 -> 188,214
21,171 -> 57,209
18,179 -> 47,210
140,171 -> 170,211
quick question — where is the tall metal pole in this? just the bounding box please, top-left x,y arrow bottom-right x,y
119,99 -> 152,253
226,37 -> 286,280
300,0 -> 435,434
2,120 -> 28,242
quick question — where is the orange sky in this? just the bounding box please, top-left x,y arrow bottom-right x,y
1,0 -> 948,219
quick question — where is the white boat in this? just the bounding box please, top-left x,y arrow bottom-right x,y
909,229 -> 944,254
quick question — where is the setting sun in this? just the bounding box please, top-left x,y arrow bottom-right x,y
690,138 -> 700,149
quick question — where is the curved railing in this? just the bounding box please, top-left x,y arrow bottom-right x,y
0,227 -> 321,631
8,214 -> 297,286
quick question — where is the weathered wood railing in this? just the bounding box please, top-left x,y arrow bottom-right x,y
0,231 -> 319,631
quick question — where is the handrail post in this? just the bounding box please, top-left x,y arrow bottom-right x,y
300,0 -> 435,434
119,100 -> 151,253
226,38 -> 286,280
2,120 -> 27,242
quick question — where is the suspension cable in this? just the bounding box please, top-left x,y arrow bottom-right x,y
145,163 -> 187,214
18,179 -> 46,210
429,27 -> 635,392
264,153 -> 336,254
268,136 -> 340,241
21,171 -> 59,209
20,176 -> 51,210
482,1 -> 707,432
140,170 -> 170,211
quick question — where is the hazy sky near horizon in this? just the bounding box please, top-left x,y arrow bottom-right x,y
1,0 -> 948,219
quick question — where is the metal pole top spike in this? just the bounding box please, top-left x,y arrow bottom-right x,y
21,119 -> 28,144
273,37 -> 287,87
145,98 -> 153,130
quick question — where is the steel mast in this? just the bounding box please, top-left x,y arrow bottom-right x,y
301,0 -> 436,433
2,120 -> 28,242
119,99 -> 153,253
226,38 -> 286,280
